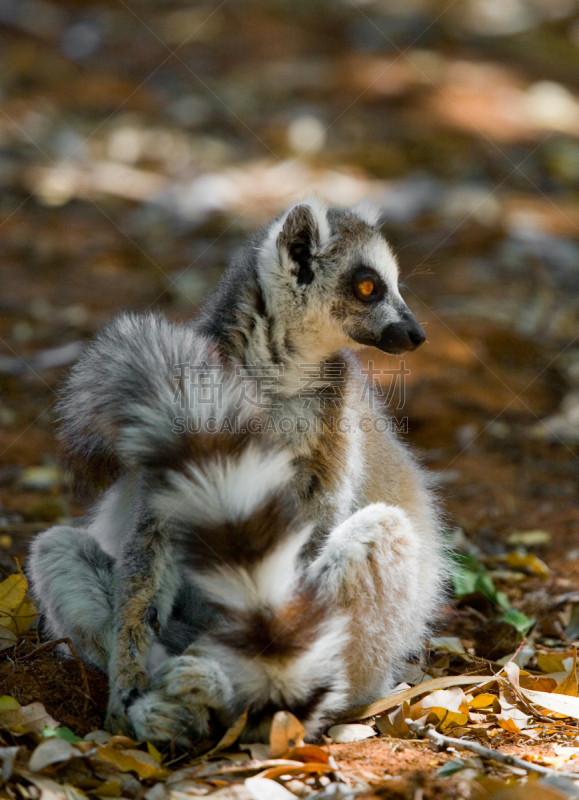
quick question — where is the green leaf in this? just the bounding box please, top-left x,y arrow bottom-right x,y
501,609 -> 535,635
437,758 -> 468,777
451,551 -> 513,611
477,571 -> 497,599
43,725 -> 82,743
495,591 -> 511,611
452,568 -> 478,597
450,552 -> 479,571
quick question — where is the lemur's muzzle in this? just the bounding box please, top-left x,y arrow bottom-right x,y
376,312 -> 426,355
348,308 -> 426,355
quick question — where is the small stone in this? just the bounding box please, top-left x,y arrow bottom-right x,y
327,723 -> 376,744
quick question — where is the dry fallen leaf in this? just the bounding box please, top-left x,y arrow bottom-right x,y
204,708 -> 249,758
518,687 -> 579,720
503,551 -> 550,577
240,743 -> 270,761
285,744 -> 329,764
0,572 -> 27,610
468,693 -> 496,709
537,652 -> 572,674
0,571 -> 38,638
29,738 -> 80,772
0,696 -> 20,713
0,745 -> 19,782
10,596 -> 38,636
429,636 -> 466,654
256,762 -> 333,781
498,663 -> 533,731
552,646 -> 578,697
495,694 -> 532,734
269,711 -> 305,758
0,624 -> 18,652
95,746 -> 168,780
519,675 -> 558,693
376,702 -> 412,738
0,701 -> 59,735
146,742 -> 163,763
95,779 -> 123,797
19,773 -> 71,800
411,687 -> 470,732
186,757 -> 305,781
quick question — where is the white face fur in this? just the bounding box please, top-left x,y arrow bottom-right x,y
257,198 -> 426,359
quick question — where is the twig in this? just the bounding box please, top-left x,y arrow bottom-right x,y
405,718 -> 579,780
20,637 -> 91,715
553,592 -> 579,606
505,638 -> 527,666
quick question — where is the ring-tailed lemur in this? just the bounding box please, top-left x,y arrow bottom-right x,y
28,198 -> 447,745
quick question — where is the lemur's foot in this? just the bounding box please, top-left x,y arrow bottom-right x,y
127,690 -> 207,746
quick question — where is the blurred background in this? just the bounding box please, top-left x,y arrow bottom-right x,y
0,0 -> 579,642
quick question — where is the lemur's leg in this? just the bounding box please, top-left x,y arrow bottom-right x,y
306,502 -> 427,702
105,517 -> 180,736
128,653 -> 235,746
27,525 -> 115,671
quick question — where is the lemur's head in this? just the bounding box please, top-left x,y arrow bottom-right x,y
257,197 -> 425,357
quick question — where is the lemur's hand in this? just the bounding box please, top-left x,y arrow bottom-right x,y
127,689 -> 206,747
126,654 -> 236,745
105,670 -> 150,737
105,694 -> 135,738
153,655 -> 234,708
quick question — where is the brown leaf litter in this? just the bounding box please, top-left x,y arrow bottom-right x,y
4,574 -> 579,798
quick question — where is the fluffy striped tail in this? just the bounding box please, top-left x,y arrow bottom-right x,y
149,412 -> 326,650
149,421 -> 349,736
57,312 -> 228,496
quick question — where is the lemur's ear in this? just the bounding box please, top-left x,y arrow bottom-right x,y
276,200 -> 330,285
350,198 -> 381,228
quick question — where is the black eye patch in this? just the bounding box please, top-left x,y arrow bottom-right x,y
351,266 -> 385,303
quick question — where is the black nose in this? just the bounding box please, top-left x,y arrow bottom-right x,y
408,324 -> 426,348
377,319 -> 426,354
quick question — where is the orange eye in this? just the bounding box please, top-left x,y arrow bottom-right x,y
352,268 -> 383,302
358,279 -> 374,297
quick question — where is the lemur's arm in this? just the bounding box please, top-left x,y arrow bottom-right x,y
105,514 -> 179,736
